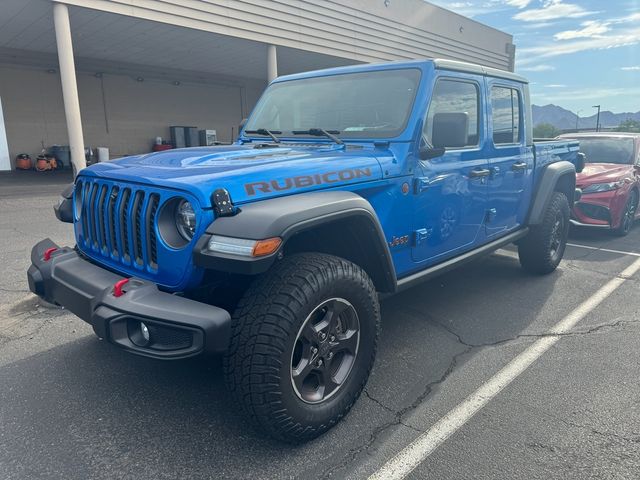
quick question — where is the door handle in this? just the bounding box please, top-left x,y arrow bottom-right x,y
469,168 -> 491,178
511,161 -> 528,172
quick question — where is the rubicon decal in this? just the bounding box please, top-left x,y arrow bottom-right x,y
245,168 -> 372,196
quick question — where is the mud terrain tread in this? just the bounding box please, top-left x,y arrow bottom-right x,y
223,252 -> 380,442
519,192 -> 570,274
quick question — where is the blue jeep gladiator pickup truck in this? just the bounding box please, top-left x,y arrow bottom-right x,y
28,59 -> 583,442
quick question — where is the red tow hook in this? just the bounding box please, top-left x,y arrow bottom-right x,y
43,247 -> 58,262
113,278 -> 130,298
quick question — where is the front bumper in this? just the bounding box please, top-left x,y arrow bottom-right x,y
570,189 -> 626,229
27,238 -> 232,359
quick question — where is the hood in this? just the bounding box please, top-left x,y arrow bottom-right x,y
79,144 -> 386,208
576,163 -> 633,187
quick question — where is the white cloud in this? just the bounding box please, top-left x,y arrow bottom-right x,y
514,0 -> 597,22
519,64 -> 556,71
532,86 -> 640,103
521,21 -> 555,29
506,0 -> 532,7
554,20 -> 610,40
518,25 -> 640,64
618,12 -> 640,23
446,1 -> 473,7
427,0 -> 530,17
545,84 -> 567,88
622,66 -> 640,71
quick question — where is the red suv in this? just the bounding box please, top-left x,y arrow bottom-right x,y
559,133 -> 640,236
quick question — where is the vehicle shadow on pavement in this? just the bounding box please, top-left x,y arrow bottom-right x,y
0,255 -> 567,480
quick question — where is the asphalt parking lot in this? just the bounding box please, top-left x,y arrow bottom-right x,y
2,174 -> 640,480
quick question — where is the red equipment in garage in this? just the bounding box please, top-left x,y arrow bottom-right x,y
35,154 -> 60,172
15,153 -> 33,170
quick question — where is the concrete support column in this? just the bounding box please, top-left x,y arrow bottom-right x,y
267,44 -> 278,83
53,2 -> 86,175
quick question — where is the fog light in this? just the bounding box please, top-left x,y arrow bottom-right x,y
128,320 -> 152,347
140,322 -> 150,343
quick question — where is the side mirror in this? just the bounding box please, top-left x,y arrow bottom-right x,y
432,112 -> 469,149
419,146 -> 446,160
575,152 -> 586,173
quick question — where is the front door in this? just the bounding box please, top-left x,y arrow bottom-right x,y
412,75 -> 489,264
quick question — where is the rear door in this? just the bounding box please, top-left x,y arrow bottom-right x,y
485,82 -> 534,237
412,74 -> 490,264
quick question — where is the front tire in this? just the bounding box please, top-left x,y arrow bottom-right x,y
613,190 -> 638,237
519,192 -> 570,274
223,253 -> 380,443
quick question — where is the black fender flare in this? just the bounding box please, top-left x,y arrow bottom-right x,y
54,183 -> 74,223
527,161 -> 576,225
193,191 -> 397,292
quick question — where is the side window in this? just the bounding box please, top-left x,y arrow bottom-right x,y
424,79 -> 479,149
491,86 -> 521,145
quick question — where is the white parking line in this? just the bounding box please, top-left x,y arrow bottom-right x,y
567,243 -> 640,257
369,256 -> 640,480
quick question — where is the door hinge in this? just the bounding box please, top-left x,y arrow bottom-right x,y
485,208 -> 497,223
414,228 -> 433,246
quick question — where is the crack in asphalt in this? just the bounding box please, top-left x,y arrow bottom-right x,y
563,262 -> 640,283
0,287 -> 30,293
0,308 -> 68,346
322,338 -> 473,479
363,389 -> 422,433
512,398 -> 640,446
405,306 -> 640,349
322,310 -> 640,478
550,416 -> 640,446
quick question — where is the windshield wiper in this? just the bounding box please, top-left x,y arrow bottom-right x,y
292,128 -> 344,145
244,128 -> 281,143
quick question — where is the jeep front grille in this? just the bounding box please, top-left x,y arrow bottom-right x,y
76,179 -> 160,270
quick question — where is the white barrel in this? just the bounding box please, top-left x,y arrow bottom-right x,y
97,147 -> 109,162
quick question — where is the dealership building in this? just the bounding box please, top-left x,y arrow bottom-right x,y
0,0 -> 515,172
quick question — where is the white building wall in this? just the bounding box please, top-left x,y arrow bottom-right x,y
56,0 -> 514,71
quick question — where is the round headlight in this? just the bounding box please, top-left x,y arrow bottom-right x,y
175,200 -> 196,240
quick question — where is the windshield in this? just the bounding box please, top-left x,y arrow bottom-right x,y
244,68 -> 421,139
570,138 -> 636,165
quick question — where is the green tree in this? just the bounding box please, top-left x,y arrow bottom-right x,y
533,123 -> 561,138
615,119 -> 640,133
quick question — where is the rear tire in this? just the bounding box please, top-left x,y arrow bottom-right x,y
519,192 -> 570,274
223,253 -> 380,443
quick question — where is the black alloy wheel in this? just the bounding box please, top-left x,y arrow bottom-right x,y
290,298 -> 360,404
614,190 -> 638,236
518,191 -> 570,274
549,213 -> 565,263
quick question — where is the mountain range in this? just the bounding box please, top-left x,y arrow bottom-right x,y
532,104 -> 640,131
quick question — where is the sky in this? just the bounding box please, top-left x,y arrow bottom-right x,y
427,0 -> 640,114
